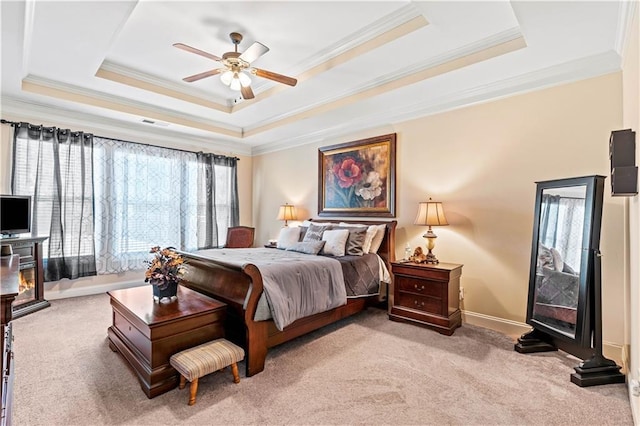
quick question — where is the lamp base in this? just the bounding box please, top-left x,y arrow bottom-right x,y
423,230 -> 439,264
425,251 -> 439,264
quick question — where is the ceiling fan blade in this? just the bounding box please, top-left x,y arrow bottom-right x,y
182,69 -> 223,83
253,68 -> 297,86
241,85 -> 255,100
239,41 -> 269,64
173,43 -> 222,62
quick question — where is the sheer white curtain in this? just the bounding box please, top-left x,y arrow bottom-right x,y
93,137 -> 199,274
540,194 -> 585,271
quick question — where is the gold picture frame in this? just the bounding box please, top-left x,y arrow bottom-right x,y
318,133 -> 396,217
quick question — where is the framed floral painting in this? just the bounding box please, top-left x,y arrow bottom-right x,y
318,133 -> 396,217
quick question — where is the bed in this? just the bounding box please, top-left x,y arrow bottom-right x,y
179,219 -> 396,376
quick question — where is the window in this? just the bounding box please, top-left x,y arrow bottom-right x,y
93,138 -> 200,274
12,123 -> 238,279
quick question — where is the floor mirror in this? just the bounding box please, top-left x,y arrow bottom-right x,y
514,175 -> 625,387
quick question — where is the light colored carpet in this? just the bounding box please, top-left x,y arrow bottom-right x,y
11,293 -> 633,425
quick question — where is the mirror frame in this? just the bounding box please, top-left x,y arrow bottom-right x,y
526,175 -> 605,349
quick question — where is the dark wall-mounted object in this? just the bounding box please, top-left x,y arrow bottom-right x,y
609,129 -> 638,196
514,175 -> 625,387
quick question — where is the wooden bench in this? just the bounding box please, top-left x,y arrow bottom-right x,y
169,338 -> 245,405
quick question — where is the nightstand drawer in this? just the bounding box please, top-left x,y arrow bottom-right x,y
396,292 -> 443,315
395,275 -> 444,298
389,261 -> 463,336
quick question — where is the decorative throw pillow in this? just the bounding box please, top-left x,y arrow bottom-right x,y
298,226 -> 308,242
302,224 -> 329,242
320,229 -> 350,256
276,226 -> 301,249
286,240 -> 325,255
335,226 -> 367,256
549,247 -> 564,272
537,244 -> 555,271
362,226 -> 379,254
368,224 -> 387,254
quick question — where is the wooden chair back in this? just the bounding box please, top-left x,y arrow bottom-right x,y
225,226 -> 255,248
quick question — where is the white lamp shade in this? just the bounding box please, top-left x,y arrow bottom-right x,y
238,71 -> 251,87
414,200 -> 449,226
220,70 -> 234,86
229,74 -> 242,91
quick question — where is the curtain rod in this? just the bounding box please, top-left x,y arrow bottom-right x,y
1,118 -> 240,161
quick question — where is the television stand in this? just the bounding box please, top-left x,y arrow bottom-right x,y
0,236 -> 49,318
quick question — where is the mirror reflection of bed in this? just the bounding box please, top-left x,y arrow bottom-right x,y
532,185 -> 586,339
517,175 -> 625,387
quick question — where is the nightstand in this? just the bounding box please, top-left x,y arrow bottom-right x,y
389,261 -> 463,335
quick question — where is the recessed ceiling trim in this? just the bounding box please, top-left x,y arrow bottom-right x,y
1,95 -> 251,155
21,75 -> 241,137
96,61 -> 231,112
230,13 -> 429,114
251,51 -> 620,156
289,3 -> 427,77
95,4 -> 428,115
244,30 -> 526,138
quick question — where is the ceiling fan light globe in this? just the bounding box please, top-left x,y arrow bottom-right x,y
220,70 -> 234,86
238,72 -> 251,87
229,77 -> 242,91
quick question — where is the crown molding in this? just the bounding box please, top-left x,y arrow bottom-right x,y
244,27 -> 525,137
615,0 -> 638,62
21,74 -> 242,137
97,60 -> 231,110
21,0 -> 35,74
252,51 -> 620,156
1,95 -> 252,156
287,3 -> 426,76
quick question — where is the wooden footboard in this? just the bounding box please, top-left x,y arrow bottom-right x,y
179,219 -> 396,377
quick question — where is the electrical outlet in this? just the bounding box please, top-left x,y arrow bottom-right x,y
459,287 -> 464,301
631,379 -> 640,397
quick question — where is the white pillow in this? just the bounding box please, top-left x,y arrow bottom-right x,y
276,226 -> 301,249
362,226 -> 378,253
321,229 -> 350,256
368,224 -> 387,254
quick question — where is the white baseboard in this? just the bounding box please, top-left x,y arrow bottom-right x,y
630,382 -> 639,426
44,280 -> 144,300
461,309 -> 625,368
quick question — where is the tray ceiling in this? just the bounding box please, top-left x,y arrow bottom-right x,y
0,1 -> 631,155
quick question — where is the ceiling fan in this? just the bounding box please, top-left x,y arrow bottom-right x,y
174,32 -> 297,100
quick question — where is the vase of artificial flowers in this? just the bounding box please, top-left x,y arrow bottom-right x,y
144,246 -> 185,303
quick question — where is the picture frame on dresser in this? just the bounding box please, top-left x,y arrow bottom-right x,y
318,133 -> 396,217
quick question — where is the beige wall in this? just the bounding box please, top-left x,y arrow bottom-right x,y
0,115 -> 253,297
253,73 -> 626,346
622,4 -> 640,420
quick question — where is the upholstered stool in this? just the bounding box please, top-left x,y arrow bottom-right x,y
169,338 -> 245,406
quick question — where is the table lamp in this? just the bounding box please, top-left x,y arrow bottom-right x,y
277,203 -> 297,227
414,198 -> 449,264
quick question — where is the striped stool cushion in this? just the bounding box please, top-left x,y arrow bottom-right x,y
170,339 -> 245,382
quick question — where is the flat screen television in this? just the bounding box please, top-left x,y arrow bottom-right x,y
0,195 -> 32,236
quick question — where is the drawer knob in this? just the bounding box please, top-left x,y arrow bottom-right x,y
414,284 -> 425,291
414,300 -> 425,307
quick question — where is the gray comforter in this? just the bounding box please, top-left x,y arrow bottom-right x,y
195,248 -> 348,330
